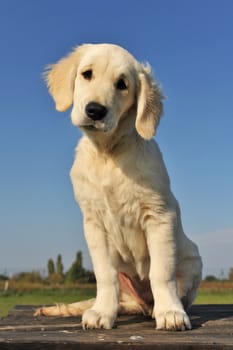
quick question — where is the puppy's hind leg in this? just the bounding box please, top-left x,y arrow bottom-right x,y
176,237 -> 202,310
34,298 -> 95,317
118,273 -> 153,316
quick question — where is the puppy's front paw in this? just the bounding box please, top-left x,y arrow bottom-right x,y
82,309 -> 116,329
155,309 -> 191,331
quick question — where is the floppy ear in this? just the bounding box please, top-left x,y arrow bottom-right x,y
44,45 -> 90,112
135,64 -> 163,140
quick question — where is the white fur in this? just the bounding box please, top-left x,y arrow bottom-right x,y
38,44 -> 202,331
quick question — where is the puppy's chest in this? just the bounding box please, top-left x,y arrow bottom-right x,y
75,158 -> 140,220
71,152 -> 150,274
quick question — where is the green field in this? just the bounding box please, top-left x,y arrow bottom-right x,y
1,286 -> 233,319
195,289 -> 233,304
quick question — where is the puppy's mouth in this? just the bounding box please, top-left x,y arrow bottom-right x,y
81,124 -> 97,131
79,121 -> 110,133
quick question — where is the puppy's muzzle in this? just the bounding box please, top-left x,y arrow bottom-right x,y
85,102 -> 108,121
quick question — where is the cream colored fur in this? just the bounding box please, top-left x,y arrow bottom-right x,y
36,44 -> 202,331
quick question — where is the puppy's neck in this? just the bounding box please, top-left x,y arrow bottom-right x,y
83,109 -> 141,156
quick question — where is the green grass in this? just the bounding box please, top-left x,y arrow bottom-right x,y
195,289 -> 233,304
1,288 -> 233,319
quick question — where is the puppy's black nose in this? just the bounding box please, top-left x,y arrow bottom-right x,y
85,102 -> 108,121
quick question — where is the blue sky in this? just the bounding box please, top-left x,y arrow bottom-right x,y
0,0 -> 233,278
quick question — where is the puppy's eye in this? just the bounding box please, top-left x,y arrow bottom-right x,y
82,70 -> 92,80
116,78 -> 127,90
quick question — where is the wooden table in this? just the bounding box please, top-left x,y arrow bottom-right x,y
0,304 -> 233,349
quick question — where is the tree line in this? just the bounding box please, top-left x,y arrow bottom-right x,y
0,251 -> 95,284
204,268 -> 233,282
1,262 -> 233,284
46,251 -> 95,284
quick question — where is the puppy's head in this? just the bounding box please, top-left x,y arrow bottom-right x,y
45,43 -> 163,140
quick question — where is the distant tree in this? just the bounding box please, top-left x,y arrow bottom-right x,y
47,259 -> 55,276
56,254 -> 64,276
47,256 -> 64,284
76,251 -> 83,270
66,251 -> 85,283
11,271 -> 42,283
0,274 -> 8,281
204,275 -> 218,282
83,269 -> 96,283
228,268 -> 233,281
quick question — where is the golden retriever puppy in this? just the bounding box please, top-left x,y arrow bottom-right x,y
35,44 -> 202,331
